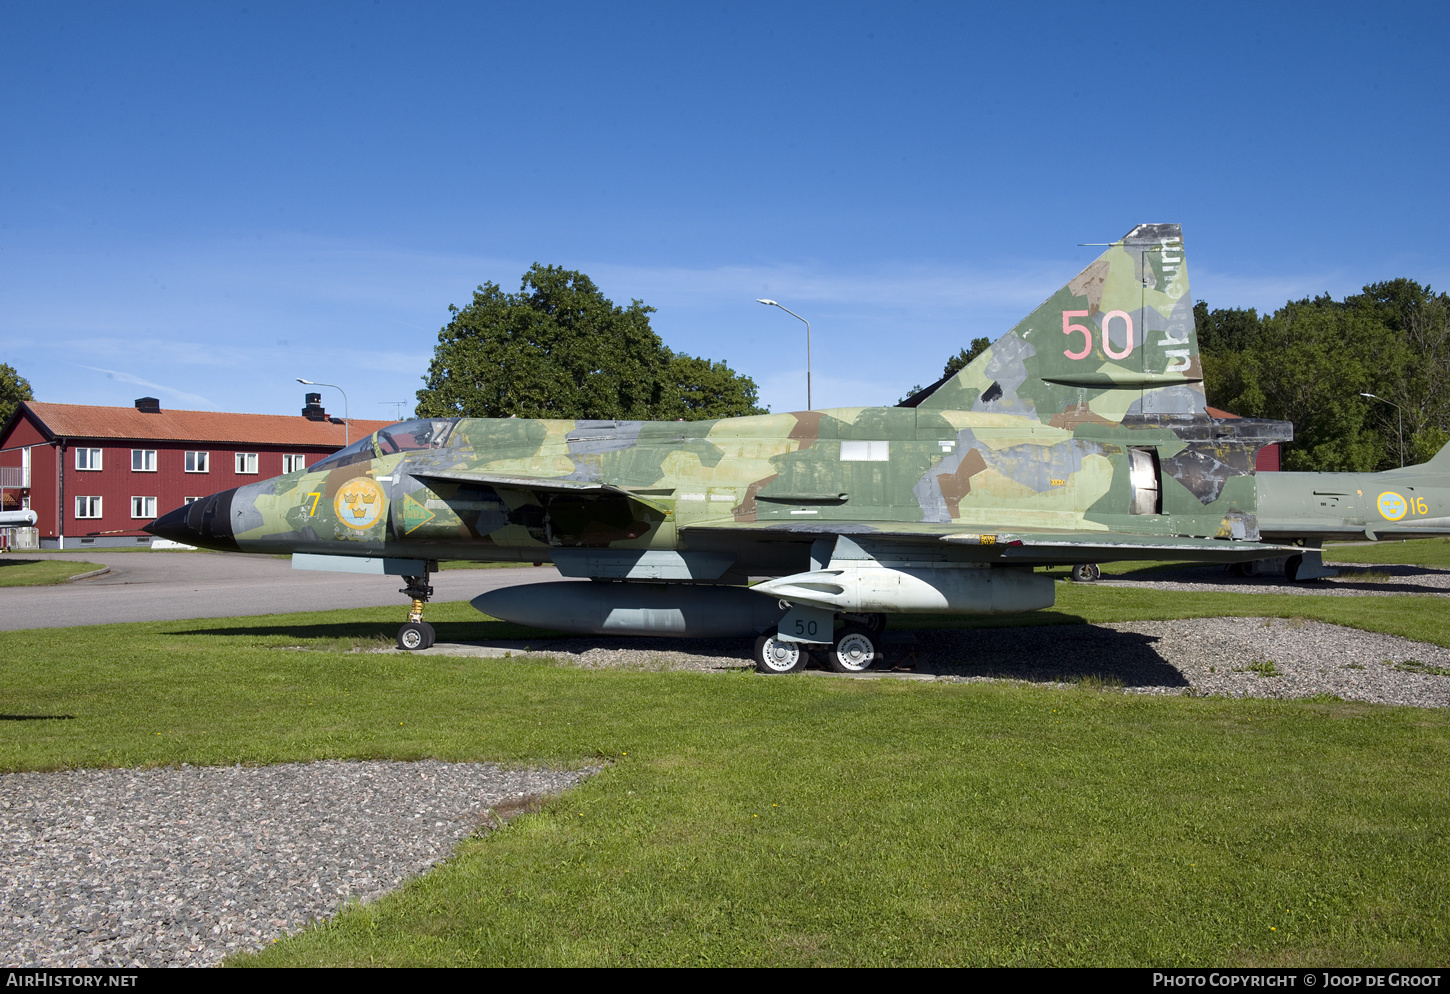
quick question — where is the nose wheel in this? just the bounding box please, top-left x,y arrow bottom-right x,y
398,621 -> 436,651
397,574 -> 436,650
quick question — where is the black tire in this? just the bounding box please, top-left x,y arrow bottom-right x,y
842,612 -> 886,634
754,634 -> 808,674
1071,563 -> 1101,583
419,621 -> 436,648
828,625 -> 879,673
398,622 -> 431,651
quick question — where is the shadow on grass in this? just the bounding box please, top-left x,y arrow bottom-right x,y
903,624 -> 1189,688
164,610 -> 1189,687
0,559 -> 44,569
0,714 -> 76,721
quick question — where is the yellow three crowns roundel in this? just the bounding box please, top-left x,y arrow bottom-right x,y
336,477 -> 386,530
1377,491 -> 1408,521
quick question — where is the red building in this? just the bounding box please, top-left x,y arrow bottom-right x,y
0,396 -> 391,549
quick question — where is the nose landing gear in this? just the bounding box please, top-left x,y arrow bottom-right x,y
397,574 -> 436,650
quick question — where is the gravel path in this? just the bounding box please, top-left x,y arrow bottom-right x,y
430,616 -> 1450,710
1,760 -> 594,968
901,618 -> 1450,708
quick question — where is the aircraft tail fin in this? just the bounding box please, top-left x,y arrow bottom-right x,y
907,223 -> 1205,424
1421,440 -> 1450,471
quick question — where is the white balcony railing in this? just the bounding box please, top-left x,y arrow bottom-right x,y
0,466 -> 31,489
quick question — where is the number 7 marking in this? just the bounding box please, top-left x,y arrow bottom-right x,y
306,492 -> 323,517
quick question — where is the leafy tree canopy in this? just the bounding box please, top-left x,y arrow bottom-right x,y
415,265 -> 766,421
942,337 -> 992,379
898,337 -> 992,404
0,363 -> 34,427
1197,280 -> 1449,471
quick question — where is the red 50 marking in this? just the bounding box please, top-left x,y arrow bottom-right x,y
1062,309 -> 1135,360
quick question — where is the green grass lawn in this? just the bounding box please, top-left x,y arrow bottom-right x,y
3,581 -> 1450,967
1325,538 -> 1450,566
0,557 -> 107,586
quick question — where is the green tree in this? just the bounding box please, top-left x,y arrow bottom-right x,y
941,337 -> 992,378
1196,294 -> 1412,471
898,337 -> 993,404
415,265 -> 765,420
1345,280 -> 1450,464
654,352 -> 765,420
0,363 -> 33,426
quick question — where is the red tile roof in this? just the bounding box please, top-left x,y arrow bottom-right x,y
19,402 -> 395,447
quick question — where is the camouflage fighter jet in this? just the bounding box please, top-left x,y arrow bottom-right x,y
148,223 -> 1450,672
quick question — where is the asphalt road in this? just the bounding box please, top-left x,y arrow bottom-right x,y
0,551 -> 566,631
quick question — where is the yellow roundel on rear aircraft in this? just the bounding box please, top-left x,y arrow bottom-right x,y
336,477 -> 386,530
1377,491 -> 1408,521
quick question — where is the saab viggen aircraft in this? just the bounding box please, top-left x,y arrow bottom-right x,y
148,224 -> 1450,672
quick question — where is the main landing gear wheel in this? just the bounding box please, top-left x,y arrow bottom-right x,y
397,621 -> 435,651
842,612 -> 887,635
754,634 -> 809,674
828,625 -> 879,673
1071,563 -> 1102,583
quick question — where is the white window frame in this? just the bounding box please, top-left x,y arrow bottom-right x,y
131,449 -> 157,472
283,453 -> 306,474
75,496 -> 102,519
235,452 -> 258,474
184,496 -> 202,504
840,440 -> 891,462
131,496 -> 157,519
75,448 -> 103,471
185,451 -> 209,473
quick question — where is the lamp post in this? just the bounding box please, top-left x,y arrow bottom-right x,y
757,299 -> 811,411
1360,392 -> 1404,468
298,378 -> 350,445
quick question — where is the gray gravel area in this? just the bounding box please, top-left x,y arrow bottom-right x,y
1,760 -> 594,968
418,616 -> 1450,710
895,618 -> 1450,709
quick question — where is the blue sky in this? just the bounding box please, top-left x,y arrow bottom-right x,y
3,1 -> 1447,418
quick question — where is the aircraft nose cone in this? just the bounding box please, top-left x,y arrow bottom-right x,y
144,489 -> 241,552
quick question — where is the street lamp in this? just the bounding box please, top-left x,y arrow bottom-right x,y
757,299 -> 812,411
298,378 -> 350,445
1360,392 -> 1404,468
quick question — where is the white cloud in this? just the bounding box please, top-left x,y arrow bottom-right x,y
75,365 -> 215,409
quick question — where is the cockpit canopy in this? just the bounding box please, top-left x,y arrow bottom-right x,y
310,418 -> 459,472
